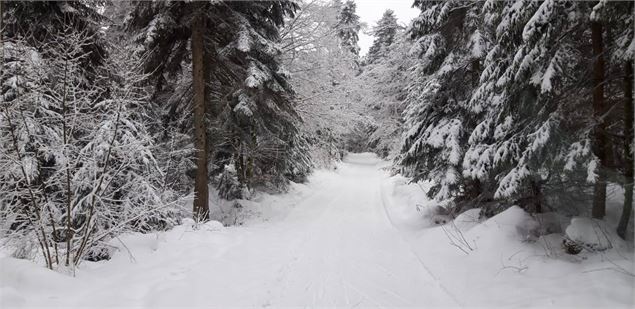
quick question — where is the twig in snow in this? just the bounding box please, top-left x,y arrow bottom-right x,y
115,236 -> 136,263
497,254 -> 528,276
441,222 -> 474,255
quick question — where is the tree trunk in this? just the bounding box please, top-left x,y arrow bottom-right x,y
192,12 -> 209,221
530,179 -> 542,214
617,60 -> 633,239
591,21 -> 608,219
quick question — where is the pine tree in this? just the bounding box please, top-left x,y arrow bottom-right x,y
336,0 -> 361,58
460,0 -> 603,215
618,59 -> 633,238
218,0 -> 310,191
126,1 -> 308,201
590,12 -> 608,219
3,1 -> 107,71
366,9 -> 400,64
398,0 -> 633,219
591,0 -> 635,237
355,28 -> 416,158
397,0 -> 485,208
126,1 -> 213,220
191,7 -> 208,221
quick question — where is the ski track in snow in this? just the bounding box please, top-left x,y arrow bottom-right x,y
378,180 -> 463,308
248,153 -> 456,307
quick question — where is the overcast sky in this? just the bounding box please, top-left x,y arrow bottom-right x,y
354,0 -> 420,56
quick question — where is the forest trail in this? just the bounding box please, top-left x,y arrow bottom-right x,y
0,153 -> 456,308
223,152 -> 457,307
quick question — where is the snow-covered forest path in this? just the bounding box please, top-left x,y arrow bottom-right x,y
1,153 -> 456,308
209,152 -> 457,307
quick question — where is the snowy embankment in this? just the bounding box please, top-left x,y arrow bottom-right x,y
1,153 -> 634,308
383,175 -> 635,308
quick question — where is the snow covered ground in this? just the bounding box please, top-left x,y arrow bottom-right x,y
1,153 -> 634,308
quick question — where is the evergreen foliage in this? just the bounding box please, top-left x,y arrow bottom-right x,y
397,0 -> 634,222
336,0 -> 361,58
366,9 -> 401,64
125,1 -> 311,194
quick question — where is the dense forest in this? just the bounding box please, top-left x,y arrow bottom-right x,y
0,1 -> 633,305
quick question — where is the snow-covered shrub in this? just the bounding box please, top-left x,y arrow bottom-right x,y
0,28 -> 185,270
306,128 -> 342,169
517,212 -> 566,242
565,217 -> 613,251
562,237 -> 584,255
217,165 -> 243,200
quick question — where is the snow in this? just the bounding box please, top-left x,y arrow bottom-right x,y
587,158 -> 599,183
233,100 -> 253,118
541,54 -> 557,93
469,30 -> 485,58
143,15 -> 170,47
564,141 -> 590,171
522,0 -> 554,42
245,63 -> 269,88
565,217 -> 613,251
1,153 -> 633,308
236,25 -> 251,52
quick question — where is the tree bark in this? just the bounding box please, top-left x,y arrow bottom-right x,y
617,60 -> 633,239
591,21 -> 608,219
192,12 -> 209,221
530,179 -> 542,214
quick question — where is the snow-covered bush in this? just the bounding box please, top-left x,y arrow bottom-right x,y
0,27 -> 185,269
565,217 -> 613,251
217,165 -> 243,200
515,212 -> 564,242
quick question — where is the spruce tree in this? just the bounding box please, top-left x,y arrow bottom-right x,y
460,1 -> 602,215
398,0 -> 633,219
3,1 -> 106,70
397,0 -> 485,208
336,0 -> 361,58
366,9 -> 400,64
126,1 -> 308,202
591,0 -> 635,237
